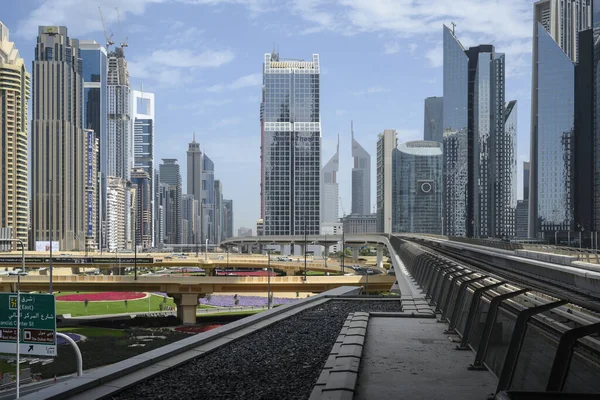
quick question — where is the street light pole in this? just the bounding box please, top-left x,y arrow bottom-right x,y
304,218 -> 307,281
267,250 -> 271,310
324,233 -> 327,269
341,226 -> 345,274
1,239 -> 25,399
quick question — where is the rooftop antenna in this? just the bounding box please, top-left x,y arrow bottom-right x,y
98,7 -> 114,51
451,22 -> 457,35
116,7 -> 129,49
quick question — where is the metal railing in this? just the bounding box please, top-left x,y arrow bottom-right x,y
396,239 -> 600,397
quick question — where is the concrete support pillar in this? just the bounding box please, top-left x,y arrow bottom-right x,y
237,246 -> 242,254
352,246 -> 359,262
376,246 -> 383,269
248,245 -> 252,255
300,244 -> 305,256
172,293 -> 200,325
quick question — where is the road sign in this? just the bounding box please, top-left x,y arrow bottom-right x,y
0,293 -> 57,356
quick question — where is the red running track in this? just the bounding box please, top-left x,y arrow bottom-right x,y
56,292 -> 146,301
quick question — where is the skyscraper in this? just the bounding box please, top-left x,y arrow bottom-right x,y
106,176 -> 126,252
321,135 -> 339,228
107,46 -> 132,248
443,129 -> 468,236
260,51 -> 321,236
394,141 -> 443,234
530,0 -> 592,239
31,26 -> 87,251
186,135 -> 202,244
159,159 -> 182,244
443,25 -> 517,238
423,97 -> 443,143
181,194 -> 198,245
523,161 -> 530,201
214,180 -> 223,244
202,155 -> 215,243
351,121 -> 371,215
223,199 -> 233,240
376,130 -> 397,233
132,90 -> 155,245
131,169 -> 152,249
80,40 -> 107,250
0,22 -> 30,249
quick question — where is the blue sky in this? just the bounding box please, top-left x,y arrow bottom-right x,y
4,0 -> 534,233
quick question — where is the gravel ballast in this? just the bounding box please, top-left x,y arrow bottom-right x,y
113,300 -> 401,400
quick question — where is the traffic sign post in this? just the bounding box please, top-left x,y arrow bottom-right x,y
0,293 -> 57,357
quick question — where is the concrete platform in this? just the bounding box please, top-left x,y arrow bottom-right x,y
354,317 -> 497,400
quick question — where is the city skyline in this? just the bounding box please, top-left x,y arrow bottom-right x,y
2,0 -> 536,233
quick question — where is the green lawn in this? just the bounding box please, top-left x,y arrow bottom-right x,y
0,359 -> 15,375
56,294 -> 176,317
57,326 -> 125,337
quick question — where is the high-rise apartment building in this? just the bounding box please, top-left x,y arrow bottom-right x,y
85,129 -> 99,250
351,122 -> 371,215
376,130 -> 397,233
393,141 -> 443,234
132,90 -> 155,246
321,136 -> 339,229
260,51 -> 321,236
106,176 -> 126,252
516,161 -> 530,238
0,22 -> 30,249
31,26 -> 87,251
424,97 -> 444,143
223,199 -> 233,240
107,47 -> 132,248
79,40 -> 107,250
131,169 -> 152,249
159,159 -> 182,245
442,25 -> 517,238
530,0 -> 592,239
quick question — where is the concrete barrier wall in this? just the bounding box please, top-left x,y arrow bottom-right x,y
514,250 -> 577,266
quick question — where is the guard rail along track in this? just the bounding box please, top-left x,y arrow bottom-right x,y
390,236 -> 600,398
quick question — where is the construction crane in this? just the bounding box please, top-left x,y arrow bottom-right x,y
98,7 -> 114,51
115,7 -> 129,49
339,196 -> 347,218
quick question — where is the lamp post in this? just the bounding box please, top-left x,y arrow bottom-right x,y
324,233 -> 328,269
304,218 -> 307,282
205,238 -> 209,261
1,239 -> 25,399
267,249 -> 271,310
341,225 -> 345,274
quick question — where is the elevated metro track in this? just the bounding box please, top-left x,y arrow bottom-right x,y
400,234 -> 600,312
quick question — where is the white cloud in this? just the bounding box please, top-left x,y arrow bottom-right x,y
353,86 -> 391,96
16,0 -> 164,39
396,128 -> 422,142
425,42 -> 443,67
151,49 -> 235,68
383,42 -> 401,55
206,73 -> 262,92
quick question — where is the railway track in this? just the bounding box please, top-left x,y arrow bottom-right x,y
409,238 -> 600,315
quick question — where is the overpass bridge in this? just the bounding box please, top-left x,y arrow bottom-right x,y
0,274 -> 395,324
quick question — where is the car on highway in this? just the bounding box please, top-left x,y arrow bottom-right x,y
276,256 -> 293,261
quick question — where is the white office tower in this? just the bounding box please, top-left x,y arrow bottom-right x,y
260,51 -> 321,236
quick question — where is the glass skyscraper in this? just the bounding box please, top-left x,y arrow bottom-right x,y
80,40 -> 107,250
423,97 -> 443,143
321,135 -> 339,226
393,141 -> 443,234
442,26 -> 469,236
351,121 -> 371,215
159,159 -> 182,244
530,0 -> 592,239
260,51 -> 321,236
536,23 -> 576,237
443,25 -> 517,238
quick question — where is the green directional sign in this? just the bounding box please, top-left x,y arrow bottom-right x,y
0,293 -> 57,356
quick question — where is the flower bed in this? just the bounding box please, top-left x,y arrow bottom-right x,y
57,333 -> 83,345
56,292 -> 146,302
200,295 -> 299,307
